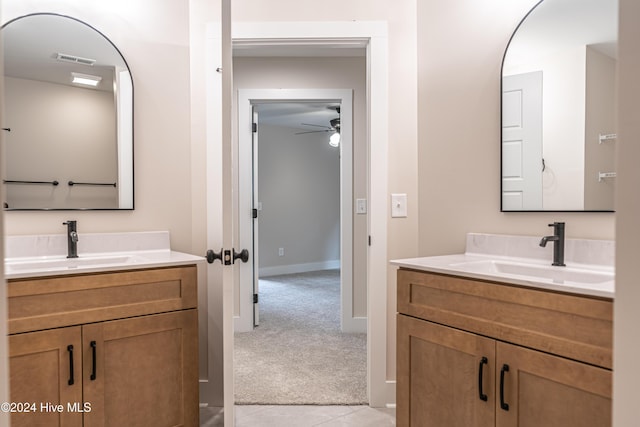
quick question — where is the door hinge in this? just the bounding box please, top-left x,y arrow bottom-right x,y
253,293 -> 259,304
368,235 -> 372,246
252,208 -> 258,219
252,123 -> 257,133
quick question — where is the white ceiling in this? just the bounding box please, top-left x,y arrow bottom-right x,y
2,14 -> 128,92
506,0 -> 617,64
254,102 -> 340,132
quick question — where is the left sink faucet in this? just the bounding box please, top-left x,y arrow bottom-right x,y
63,220 -> 79,258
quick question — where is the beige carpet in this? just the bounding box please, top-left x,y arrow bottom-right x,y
234,269 -> 367,405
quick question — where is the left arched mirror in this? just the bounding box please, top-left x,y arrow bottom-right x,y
1,13 -> 133,210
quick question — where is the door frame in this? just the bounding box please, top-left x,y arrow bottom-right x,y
230,21 -> 391,408
237,89 -> 358,333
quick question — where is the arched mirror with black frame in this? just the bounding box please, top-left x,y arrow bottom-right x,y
1,13 -> 134,210
501,0 -> 617,212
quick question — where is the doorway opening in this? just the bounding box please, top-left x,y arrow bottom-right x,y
234,92 -> 366,404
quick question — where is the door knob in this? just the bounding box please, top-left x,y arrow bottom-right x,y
233,248 -> 250,263
206,249 -> 223,264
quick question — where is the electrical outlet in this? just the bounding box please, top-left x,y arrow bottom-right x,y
278,248 -> 284,257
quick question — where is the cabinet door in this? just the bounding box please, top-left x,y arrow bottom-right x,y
82,309 -> 199,427
496,341 -> 611,427
9,326 -> 83,427
397,314 -> 495,427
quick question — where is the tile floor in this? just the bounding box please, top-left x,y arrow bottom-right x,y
200,405 -> 396,426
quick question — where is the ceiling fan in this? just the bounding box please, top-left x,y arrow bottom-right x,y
294,106 -> 341,147
295,106 -> 340,132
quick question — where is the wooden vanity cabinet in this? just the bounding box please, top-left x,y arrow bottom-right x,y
397,268 -> 613,427
9,327 -> 83,427
7,266 -> 199,427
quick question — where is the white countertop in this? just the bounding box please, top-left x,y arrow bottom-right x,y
391,253 -> 614,299
4,231 -> 205,279
5,249 -> 205,280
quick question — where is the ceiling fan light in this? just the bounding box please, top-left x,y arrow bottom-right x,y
329,132 -> 341,147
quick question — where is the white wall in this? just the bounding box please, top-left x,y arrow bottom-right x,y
504,47 -> 588,210
257,123 -> 340,275
614,1 -> 640,424
4,77 -> 118,209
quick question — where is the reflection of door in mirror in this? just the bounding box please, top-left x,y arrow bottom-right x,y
502,71 -> 543,210
501,0 -> 617,212
1,13 -> 134,210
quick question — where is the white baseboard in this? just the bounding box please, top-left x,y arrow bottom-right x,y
342,316 -> 367,333
259,260 -> 340,277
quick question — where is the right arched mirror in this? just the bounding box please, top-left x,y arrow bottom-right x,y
501,0 -> 618,212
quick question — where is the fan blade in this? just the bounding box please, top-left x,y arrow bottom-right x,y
301,123 -> 332,129
294,130 -> 330,135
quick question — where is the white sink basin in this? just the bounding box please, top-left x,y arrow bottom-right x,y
5,255 -> 140,272
451,259 -> 614,285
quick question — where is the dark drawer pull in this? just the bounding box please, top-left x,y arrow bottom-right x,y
67,345 -> 74,386
90,341 -> 97,381
500,364 -> 510,411
478,357 -> 488,401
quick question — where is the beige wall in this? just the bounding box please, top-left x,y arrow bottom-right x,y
1,0 -> 201,254
584,47 -> 616,211
4,77 -> 118,209
614,0 -> 640,424
416,0 -> 615,261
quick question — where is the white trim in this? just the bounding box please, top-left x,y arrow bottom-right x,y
237,88 -> 353,334
259,260 -> 340,277
232,21 -> 390,408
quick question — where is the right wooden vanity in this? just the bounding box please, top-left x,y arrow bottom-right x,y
396,268 -> 613,427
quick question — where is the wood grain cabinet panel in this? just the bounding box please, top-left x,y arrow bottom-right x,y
9,327 -> 83,427
7,266 -> 199,427
496,341 -> 611,427
83,310 -> 198,427
397,315 -> 495,427
8,266 -> 197,334
397,268 -> 613,427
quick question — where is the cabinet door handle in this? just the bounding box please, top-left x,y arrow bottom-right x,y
478,357 -> 488,401
67,345 -> 75,386
90,341 -> 97,381
500,364 -> 510,411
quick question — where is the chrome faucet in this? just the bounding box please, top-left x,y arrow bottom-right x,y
63,220 -> 79,259
539,222 -> 565,266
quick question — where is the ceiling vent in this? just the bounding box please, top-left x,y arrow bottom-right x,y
56,53 -> 96,66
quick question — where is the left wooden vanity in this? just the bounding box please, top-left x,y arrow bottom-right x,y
6,265 -> 199,427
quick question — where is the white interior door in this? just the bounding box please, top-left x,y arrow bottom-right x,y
204,9 -> 236,426
502,71 -> 543,210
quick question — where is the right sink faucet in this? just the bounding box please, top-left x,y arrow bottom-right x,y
539,222 -> 566,267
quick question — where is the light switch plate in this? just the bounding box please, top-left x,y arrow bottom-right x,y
356,198 -> 367,214
391,193 -> 408,218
